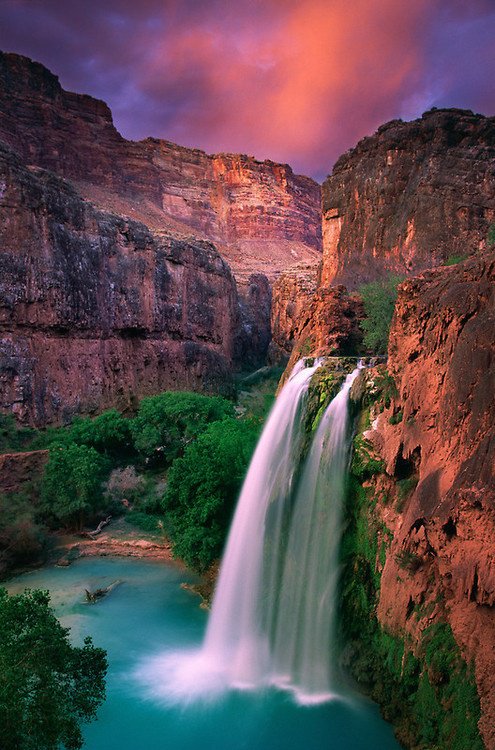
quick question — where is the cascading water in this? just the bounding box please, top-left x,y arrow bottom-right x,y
203,359 -> 322,688
135,360 -> 361,705
202,363 -> 361,703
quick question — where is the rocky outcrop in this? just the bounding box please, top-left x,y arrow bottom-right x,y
0,51 -> 322,285
0,450 -> 48,494
0,143 -> 243,425
281,286 -> 363,378
352,251 -> 495,748
269,266 -> 318,362
322,109 -> 495,289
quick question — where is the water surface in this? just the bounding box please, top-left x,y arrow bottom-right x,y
6,558 -> 401,750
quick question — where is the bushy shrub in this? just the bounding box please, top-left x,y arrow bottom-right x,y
41,443 -> 109,530
131,392 -> 235,464
162,417 -> 259,571
0,489 -> 46,564
359,275 -> 403,354
0,414 -> 35,452
487,224 -> 495,246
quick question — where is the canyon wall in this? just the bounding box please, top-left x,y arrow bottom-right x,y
0,143 -> 242,425
0,51 -> 322,285
321,109 -> 495,288
346,251 -> 495,749
0,50 -> 325,424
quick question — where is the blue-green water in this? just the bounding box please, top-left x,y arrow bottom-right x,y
6,558 -> 401,750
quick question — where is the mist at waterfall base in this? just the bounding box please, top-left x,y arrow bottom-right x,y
7,558 -> 401,750
135,361 -> 365,707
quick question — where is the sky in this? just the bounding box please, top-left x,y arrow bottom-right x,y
0,0 -> 494,180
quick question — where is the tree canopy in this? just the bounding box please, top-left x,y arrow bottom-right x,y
41,443 -> 109,530
130,391 -> 235,464
0,587 -> 107,750
162,417 -> 259,571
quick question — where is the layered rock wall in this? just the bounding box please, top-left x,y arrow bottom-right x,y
0,51 -> 322,285
0,143 -> 241,425
322,109 -> 495,288
352,252 -> 495,748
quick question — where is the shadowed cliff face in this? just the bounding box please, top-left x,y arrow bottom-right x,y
358,252 -> 495,748
322,109 -> 495,289
0,51 -> 322,286
0,143 -> 243,425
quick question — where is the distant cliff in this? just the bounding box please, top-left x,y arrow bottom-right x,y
0,51 -> 325,424
321,109 -> 495,288
0,51 -> 322,286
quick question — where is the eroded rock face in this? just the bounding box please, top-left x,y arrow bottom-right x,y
269,267 -> 319,362
0,51 -> 322,285
361,252 -> 495,748
322,109 -> 495,289
0,143 -> 242,425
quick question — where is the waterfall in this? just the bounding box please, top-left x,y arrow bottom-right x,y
136,360 -> 360,705
202,362 -> 361,702
203,359 -> 322,687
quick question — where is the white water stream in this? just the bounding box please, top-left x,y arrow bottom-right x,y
137,360 -> 360,705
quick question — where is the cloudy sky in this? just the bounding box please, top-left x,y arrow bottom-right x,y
0,0 -> 494,180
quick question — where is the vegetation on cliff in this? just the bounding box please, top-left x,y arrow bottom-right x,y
0,587 -> 107,750
338,375 -> 483,750
358,276 -> 402,354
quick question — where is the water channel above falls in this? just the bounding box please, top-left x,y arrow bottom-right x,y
6,557 -> 402,750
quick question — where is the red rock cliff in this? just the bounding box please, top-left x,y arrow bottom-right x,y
322,109 -> 495,289
0,51 -> 322,285
359,251 -> 495,747
0,142 -> 242,425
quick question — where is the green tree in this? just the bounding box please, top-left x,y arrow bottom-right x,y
131,392 -> 235,464
41,444 -> 109,530
488,223 -> 495,246
67,410 -> 132,456
0,414 -> 35,452
359,275 -> 402,354
0,587 -> 107,750
162,417 -> 259,570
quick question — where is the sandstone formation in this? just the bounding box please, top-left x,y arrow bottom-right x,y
281,286 -> 363,379
0,449 -> 48,494
0,142 -> 242,425
322,109 -> 495,288
269,266 -> 318,362
357,252 -> 495,748
0,51 -> 322,286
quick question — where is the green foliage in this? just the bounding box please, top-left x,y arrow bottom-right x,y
445,254 -> 467,266
162,417 -> 259,571
0,587 -> 107,750
396,475 -> 419,512
351,431 -> 385,481
395,548 -> 422,572
358,276 -> 403,354
0,414 -> 35,452
41,443 -> 109,530
0,488 -> 46,565
388,409 -> 403,425
339,428 -> 483,750
124,511 -> 163,533
32,410 -> 132,457
130,392 -> 235,464
65,410 -> 132,455
487,223 -> 495,246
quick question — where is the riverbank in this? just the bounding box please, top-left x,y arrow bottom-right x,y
53,518 -> 179,566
